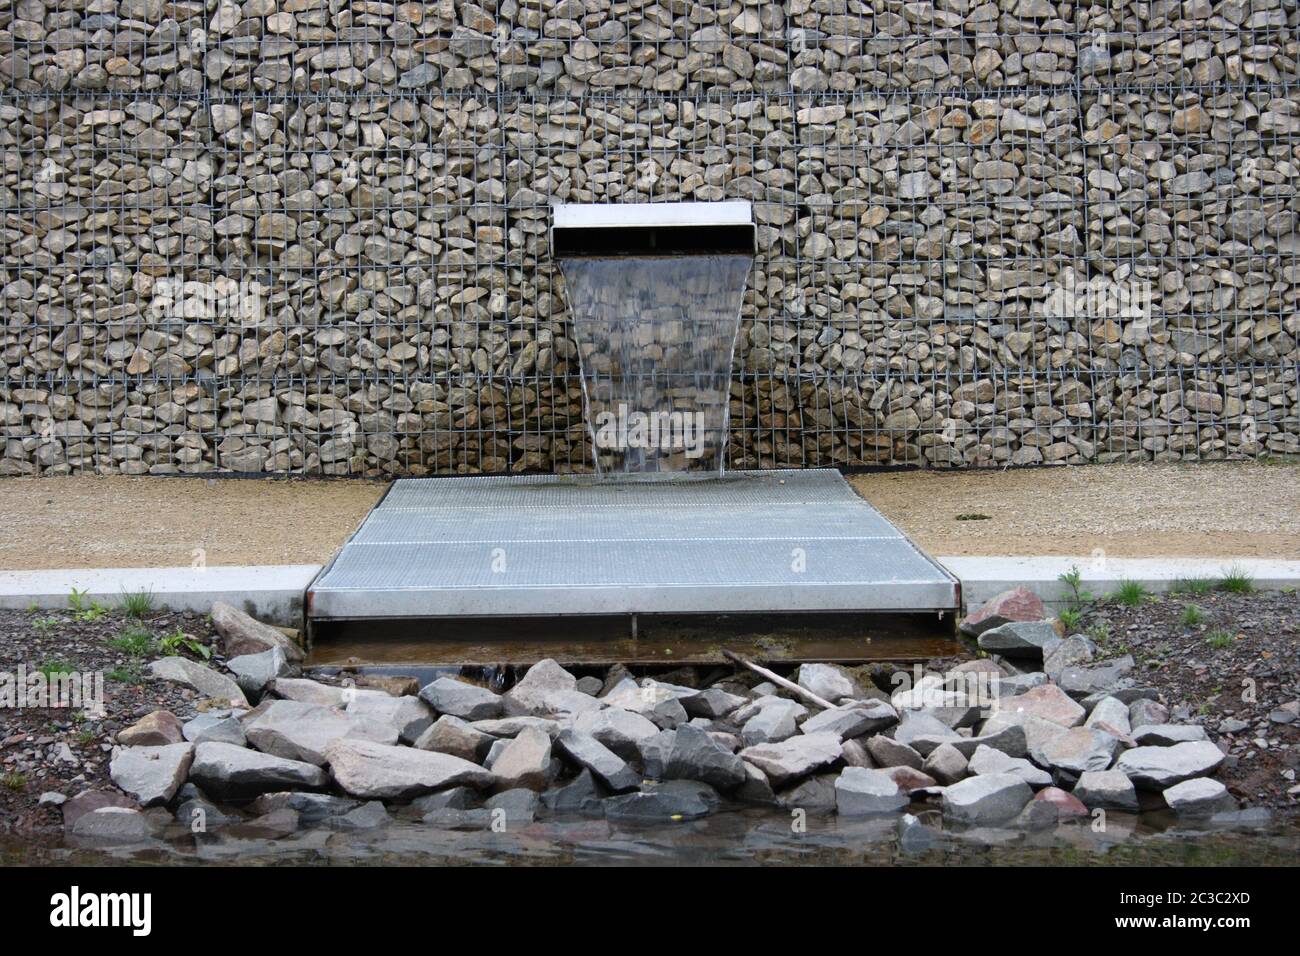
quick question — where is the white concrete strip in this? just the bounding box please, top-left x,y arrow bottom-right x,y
0,565 -> 321,625
939,556 -> 1300,610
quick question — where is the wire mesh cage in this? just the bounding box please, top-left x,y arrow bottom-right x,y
1,1 -> 1298,476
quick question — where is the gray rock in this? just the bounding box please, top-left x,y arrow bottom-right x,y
835,767 -> 910,815
484,788 -> 539,825
1085,696 -> 1133,736
797,663 -> 857,701
541,769 -> 605,815
419,677 -> 503,720
1057,657 -> 1136,698
1132,724 -> 1208,746
739,732 -> 843,787
411,788 -> 478,813
603,781 -> 719,823
190,741 -> 329,799
897,813 -> 938,852
892,710 -> 959,749
981,711 -> 1068,763
244,700 -> 398,765
1072,769 -> 1139,811
575,676 -> 604,697
800,700 -> 898,740
346,693 -> 435,744
914,722 -> 1028,760
573,707 -> 660,760
211,601 -> 303,662
471,716 -> 562,739
270,678 -> 386,707
994,672 -> 1049,697
1162,778 -> 1234,818
226,646 -> 293,696
1043,635 -> 1094,675
414,715 -> 494,762
1040,727 -> 1123,774
109,743 -> 193,807
324,738 -> 494,800
332,801 -> 390,831
740,698 -> 806,746
683,688 -> 747,718
502,658 -> 584,717
1129,699 -> 1169,727
1014,798 -> 1060,831
70,807 -> 154,844
735,761 -> 778,805
978,620 -> 1059,657
118,710 -> 185,746
778,773 -> 839,813
664,724 -> 747,790
638,729 -> 676,778
175,796 -> 242,830
1114,741 -> 1226,790
182,713 -> 246,747
866,735 -> 923,769
252,791 -> 362,825
922,742 -> 969,785
941,773 -> 1033,826
489,726 -> 553,792
968,744 -> 1052,787
996,684 -> 1086,728
555,729 -> 639,792
149,657 -> 248,706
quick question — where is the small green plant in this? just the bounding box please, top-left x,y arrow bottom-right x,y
76,728 -> 96,746
158,629 -> 211,660
1181,604 -> 1206,628
1087,620 -> 1111,645
1205,629 -> 1235,650
1218,565 -> 1254,594
1171,576 -> 1215,596
26,600 -> 39,613
31,616 -> 59,633
119,588 -> 155,619
1113,579 -> 1150,607
955,513 -> 992,521
37,659 -> 75,680
0,772 -> 27,792
1059,565 -> 1093,606
106,665 -> 144,685
67,588 -> 89,612
68,588 -> 110,622
1058,607 -> 1083,631
109,626 -> 154,658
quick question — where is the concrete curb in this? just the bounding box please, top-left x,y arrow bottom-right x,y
939,556 -> 1300,610
0,565 -> 320,626
1,557 -> 1297,627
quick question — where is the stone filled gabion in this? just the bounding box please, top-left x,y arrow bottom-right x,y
1,1 -> 1299,476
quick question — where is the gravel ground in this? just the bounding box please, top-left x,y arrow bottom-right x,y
0,605 -> 219,833
1,463 -> 1298,571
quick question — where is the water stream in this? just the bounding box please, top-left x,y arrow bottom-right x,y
559,254 -> 753,476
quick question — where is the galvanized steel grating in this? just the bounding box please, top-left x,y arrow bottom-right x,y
308,469 -> 959,619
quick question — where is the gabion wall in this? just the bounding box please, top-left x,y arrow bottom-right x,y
2,0 -> 1299,477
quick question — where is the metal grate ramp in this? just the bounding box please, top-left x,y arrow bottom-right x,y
307,469 -> 959,621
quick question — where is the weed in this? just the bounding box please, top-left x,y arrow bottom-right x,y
106,665 -> 144,685
157,629 -> 211,660
119,588 -> 155,619
37,659 -> 75,680
108,626 -> 154,659
1180,604 -> 1206,628
1205,629 -> 1235,650
1087,620 -> 1111,645
1218,565 -> 1255,594
1171,577 -> 1215,596
1113,579 -> 1151,607
0,772 -> 26,792
31,616 -> 58,633
1058,607 -> 1083,631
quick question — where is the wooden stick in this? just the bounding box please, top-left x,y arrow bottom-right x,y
722,650 -> 835,710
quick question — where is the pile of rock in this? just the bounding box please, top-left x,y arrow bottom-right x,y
61,591 -> 1253,844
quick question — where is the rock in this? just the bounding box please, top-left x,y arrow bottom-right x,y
419,677 -> 504,720
555,729 -> 639,792
490,726 -> 554,792
881,766 -> 938,792
897,813 -> 937,852
270,678 -> 384,707
226,646 -> 293,696
485,788 -> 538,825
211,602 -> 304,662
1130,699 -> 1169,727
244,700 -> 398,765
176,796 -> 242,830
797,663 -> 857,701
109,743 -> 193,807
1114,742 -> 1226,790
892,710 -> 959,750
39,792 -> 67,807
414,715 -> 494,761
922,742 -> 969,785
1034,786 -> 1089,818
664,724 -> 747,790
230,808 -> 301,839
978,620 -> 1060,657
995,684 -> 1086,728
740,697 -> 807,745
800,701 -> 897,740
575,676 -> 604,697
835,767 -> 910,815
778,773 -> 839,813
346,693 -> 435,744
995,673 -> 1049,697
70,807 -> 154,844
739,732 -> 843,787
542,769 -> 606,815
1086,696 -> 1132,736
961,588 -> 1045,636
572,707 -> 660,760
638,729 -> 676,778
1043,635 -> 1094,675
252,792 -> 361,825
867,735 -> 923,769
1132,724 -> 1209,746
182,714 -> 246,747
1072,769 -> 1138,811
968,744 -> 1052,787
1040,727 -> 1123,774
735,761 -> 778,805
914,722 -> 1028,760
411,788 -> 478,813
1014,798 -> 1059,830
62,790 -> 137,830
941,773 -> 1033,825
1057,657 -> 1136,699
190,741 -> 329,799
118,710 -> 185,746
149,657 -> 248,706
502,658 -> 584,717
333,801 -> 391,831
326,738 -> 494,800
1162,778 -> 1234,818
840,738 -> 874,768
472,716 -> 562,739
603,781 -> 720,823
981,711 -> 1068,763
683,688 -> 747,718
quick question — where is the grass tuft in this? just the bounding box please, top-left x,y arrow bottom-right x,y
1204,629 -> 1235,650
118,588 -> 155,619
1218,565 -> 1255,594
1113,578 -> 1151,608
1180,604 -> 1206,628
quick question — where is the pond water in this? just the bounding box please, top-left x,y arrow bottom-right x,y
8,808 -> 1297,867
